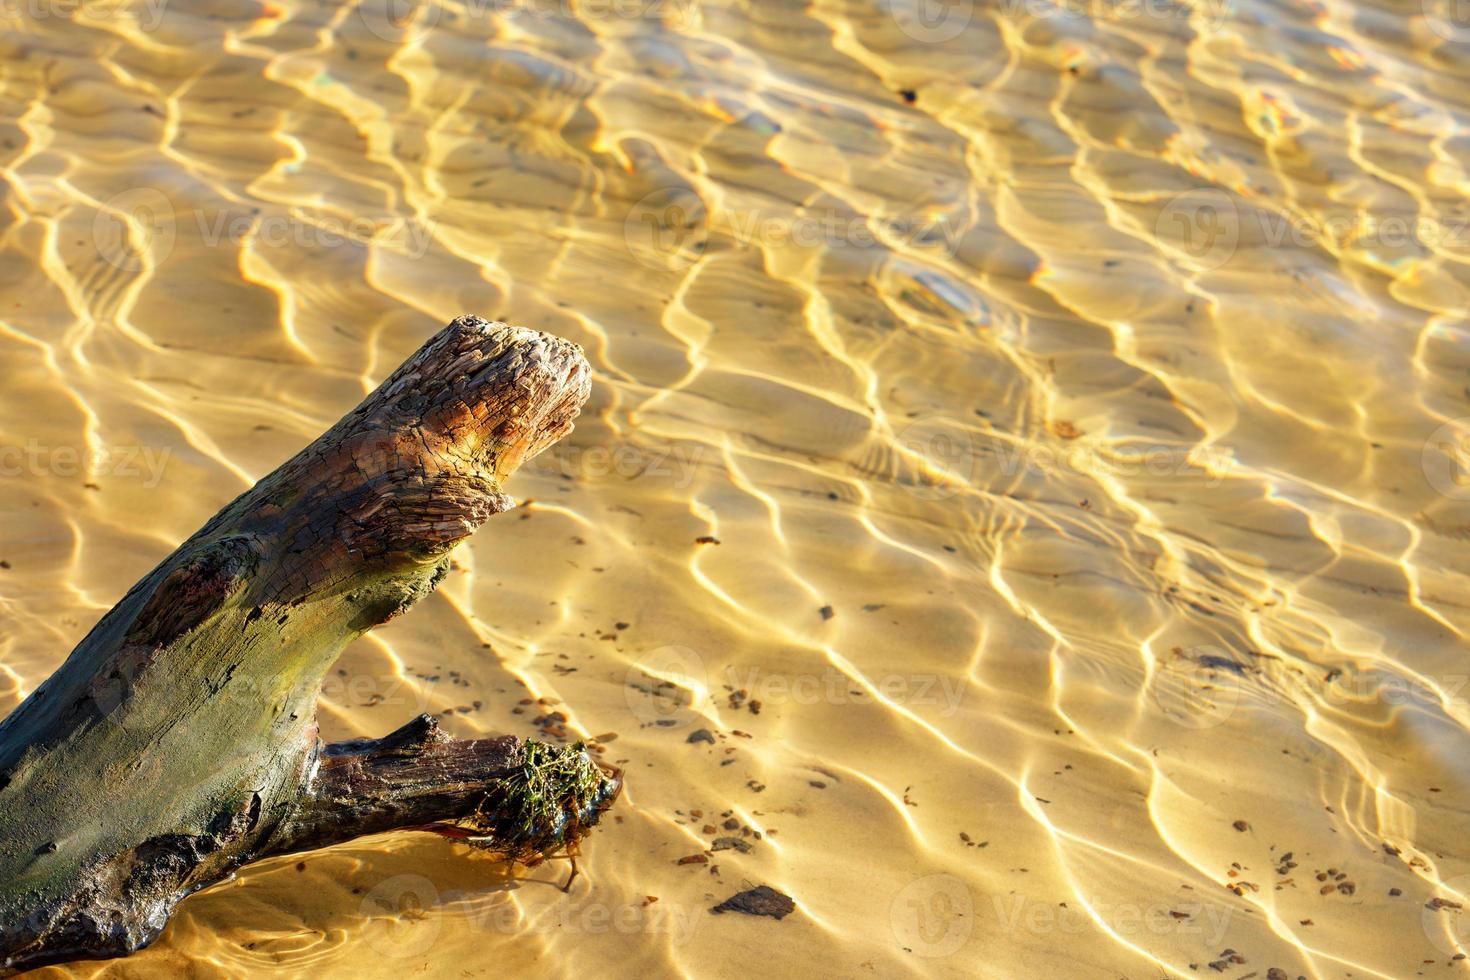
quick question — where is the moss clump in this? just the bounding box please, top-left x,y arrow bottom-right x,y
466,740 -> 620,863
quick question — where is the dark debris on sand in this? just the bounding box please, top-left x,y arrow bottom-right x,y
710,885 -> 795,920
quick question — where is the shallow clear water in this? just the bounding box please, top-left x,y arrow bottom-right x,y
5,0 -> 1470,976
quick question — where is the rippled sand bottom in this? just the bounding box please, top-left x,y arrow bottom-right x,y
5,0 -> 1470,976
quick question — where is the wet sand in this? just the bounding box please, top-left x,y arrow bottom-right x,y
3,0 -> 1470,976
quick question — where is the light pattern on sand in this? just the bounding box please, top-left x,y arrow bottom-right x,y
4,0 -> 1470,976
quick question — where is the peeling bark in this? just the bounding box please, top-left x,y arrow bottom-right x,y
0,317 -> 618,974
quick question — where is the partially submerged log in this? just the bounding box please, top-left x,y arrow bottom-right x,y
0,316 -> 619,974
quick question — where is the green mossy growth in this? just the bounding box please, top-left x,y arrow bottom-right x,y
467,741 -> 620,863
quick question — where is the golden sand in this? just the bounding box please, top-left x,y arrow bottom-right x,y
4,0 -> 1470,976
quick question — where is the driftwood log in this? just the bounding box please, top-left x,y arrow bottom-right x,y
0,317 -> 620,974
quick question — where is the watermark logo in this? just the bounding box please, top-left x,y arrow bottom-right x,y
560,0 -> 698,27
1151,194 -> 1470,270
358,0 -> 443,42
482,896 -> 701,942
623,648 -> 967,730
89,663 -> 135,732
0,0 -> 170,31
622,192 -> 967,269
991,440 -> 1234,487
1155,189 -> 1239,271
1423,417 -> 1470,500
624,645 -> 708,727
94,657 -> 275,735
94,188 -> 176,274
998,0 -> 1229,30
356,0 -> 700,39
887,417 -> 1234,502
319,669 -> 438,716
359,874 -> 443,958
891,873 -> 973,957
893,421 -> 1235,501
1152,646 -> 1470,730
1425,0 -> 1470,41
0,440 -> 172,488
93,190 -> 437,270
723,665 -> 967,717
624,188 -> 708,271
526,442 -> 708,489
990,892 -> 1234,945
1149,644 -> 1246,730
354,888 -> 705,947
891,0 -> 974,43
1253,210 -> 1470,253
894,417 -> 976,500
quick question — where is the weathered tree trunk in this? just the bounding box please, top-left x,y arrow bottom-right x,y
0,316 -> 619,975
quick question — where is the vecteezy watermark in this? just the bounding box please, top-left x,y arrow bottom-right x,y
621,188 -> 708,272
1152,642 -> 1470,730
1153,190 -> 1470,272
479,895 -> 701,943
1250,211 -> 1470,253
997,0 -> 1229,30
991,441 -> 1235,487
1423,417 -> 1470,500
722,665 -> 967,716
1424,0 -> 1470,42
623,646 -> 966,729
355,873 -> 700,957
357,0 -> 442,41
621,188 -> 967,271
93,188 -> 176,274
354,0 -> 698,42
1320,670 -> 1470,709
359,874 -> 444,958
0,440 -> 171,488
93,189 -> 437,271
86,637 -> 445,736
192,211 -> 436,258
1149,644 -> 1246,730
1155,189 -> 1241,271
624,645 -> 708,728
526,442 -> 709,489
893,417 -> 977,501
990,892 -> 1235,946
319,669 -> 437,715
891,874 -> 973,957
891,417 -> 1234,501
889,0 -> 974,43
0,0 -> 169,31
